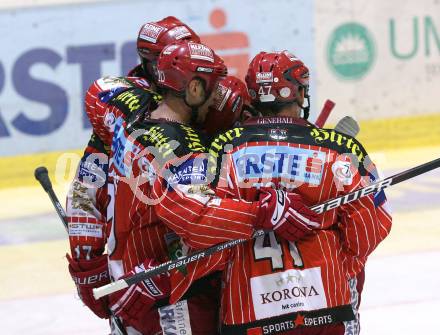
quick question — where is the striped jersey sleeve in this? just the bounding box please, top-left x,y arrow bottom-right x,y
66,133 -> 109,260
151,153 -> 258,249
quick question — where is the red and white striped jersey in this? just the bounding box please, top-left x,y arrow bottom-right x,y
82,75 -> 258,280
103,92 -> 261,335
81,76 -> 236,334
107,116 -> 259,279
66,133 -> 109,260
170,117 -> 392,331
66,76 -> 155,262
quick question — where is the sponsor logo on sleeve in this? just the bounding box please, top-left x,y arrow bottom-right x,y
168,158 -> 207,185
111,118 -> 142,175
98,87 -> 127,103
96,76 -> 132,91
68,222 -> 103,238
78,155 -> 107,186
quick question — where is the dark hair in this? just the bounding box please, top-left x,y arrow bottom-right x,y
256,101 -> 298,116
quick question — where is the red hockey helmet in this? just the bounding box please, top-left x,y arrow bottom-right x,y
156,40 -> 227,96
245,51 -> 310,116
204,76 -> 251,135
137,16 -> 200,62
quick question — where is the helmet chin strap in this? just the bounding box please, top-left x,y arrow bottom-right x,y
184,91 -> 209,126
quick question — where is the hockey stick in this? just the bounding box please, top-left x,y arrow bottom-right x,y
334,116 -> 360,137
93,156 -> 440,299
34,167 -> 128,335
34,167 -> 68,231
315,99 -> 336,128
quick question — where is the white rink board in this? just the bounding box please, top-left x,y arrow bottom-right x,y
315,1 -> 440,124
0,0 -> 314,156
1,0 -> 440,156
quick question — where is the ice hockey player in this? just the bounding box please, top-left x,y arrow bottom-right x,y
203,75 -> 253,137
100,41 -> 323,334
64,16 -> 201,334
128,16 -> 200,87
166,50 -> 392,335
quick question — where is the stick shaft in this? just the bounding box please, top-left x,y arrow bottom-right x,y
34,167 -> 68,229
93,156 -> 440,299
47,188 -> 69,230
34,167 -> 127,335
315,99 -> 335,128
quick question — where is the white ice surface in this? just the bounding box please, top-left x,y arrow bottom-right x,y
1,251 -> 439,334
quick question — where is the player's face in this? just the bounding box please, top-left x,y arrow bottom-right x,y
195,81 -> 219,124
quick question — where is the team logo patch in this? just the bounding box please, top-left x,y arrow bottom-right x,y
256,72 -> 274,83
269,128 -> 288,140
138,157 -> 156,184
331,159 -> 354,185
104,112 -> 116,128
169,26 -> 192,40
139,23 -> 165,43
188,42 -> 214,62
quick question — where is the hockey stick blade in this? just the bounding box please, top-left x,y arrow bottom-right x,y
315,99 -> 335,128
93,156 -> 440,300
334,116 -> 360,137
34,166 -> 68,230
35,166 -> 52,192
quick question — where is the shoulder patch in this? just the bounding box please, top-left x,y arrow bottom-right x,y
96,76 -> 132,91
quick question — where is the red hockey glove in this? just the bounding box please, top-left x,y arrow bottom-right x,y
255,189 -> 320,242
108,259 -> 170,333
67,253 -> 110,319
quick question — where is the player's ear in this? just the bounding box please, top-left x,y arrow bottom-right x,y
297,86 -> 305,105
187,78 -> 204,99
